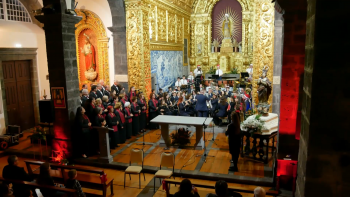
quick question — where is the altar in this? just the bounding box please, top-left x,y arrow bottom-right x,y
150,116 -> 213,149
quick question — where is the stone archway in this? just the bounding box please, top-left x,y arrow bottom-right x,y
107,0 -> 128,89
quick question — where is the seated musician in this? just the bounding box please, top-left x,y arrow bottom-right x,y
171,92 -> 178,104
199,84 -> 204,92
225,86 -> 232,97
167,87 -> 172,93
214,97 -> 228,126
210,94 -> 218,117
185,95 -> 196,116
214,86 -> 221,95
188,72 -> 194,82
175,77 -> 182,88
158,88 -> 164,99
180,75 -> 188,85
206,88 -> 213,99
178,97 -> 190,116
176,91 -> 181,101
188,84 -> 195,94
159,99 -> 174,115
219,90 -> 226,98
176,86 -> 181,92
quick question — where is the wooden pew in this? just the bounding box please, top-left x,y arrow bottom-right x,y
163,179 -> 279,197
25,160 -> 114,197
0,177 -> 78,196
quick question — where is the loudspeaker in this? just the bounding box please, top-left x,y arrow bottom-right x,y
39,100 -> 55,123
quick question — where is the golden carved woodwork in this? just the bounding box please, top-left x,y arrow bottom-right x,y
252,0 -> 274,111
75,9 -> 109,87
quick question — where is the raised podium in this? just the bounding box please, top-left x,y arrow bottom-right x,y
93,127 -> 113,163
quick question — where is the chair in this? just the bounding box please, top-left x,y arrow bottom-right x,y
124,148 -> 146,189
154,152 -> 175,192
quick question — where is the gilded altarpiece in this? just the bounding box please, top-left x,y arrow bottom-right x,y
191,0 -> 274,111
125,0 -> 192,102
75,9 -> 110,88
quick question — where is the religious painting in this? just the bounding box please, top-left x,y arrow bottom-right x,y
151,51 -> 183,92
51,87 -> 66,108
212,0 -> 242,44
78,29 -> 98,82
75,9 -> 110,90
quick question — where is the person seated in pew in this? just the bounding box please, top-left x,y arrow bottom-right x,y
36,162 -> 65,197
0,183 -> 14,197
65,169 -> 86,197
206,180 -> 242,197
254,187 -> 266,197
2,155 -> 33,197
173,179 -> 199,197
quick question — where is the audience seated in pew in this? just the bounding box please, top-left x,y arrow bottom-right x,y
2,155 -> 33,196
254,187 -> 266,197
0,183 -> 14,197
206,180 -> 242,197
65,169 -> 86,197
36,162 -> 65,197
173,179 -> 200,197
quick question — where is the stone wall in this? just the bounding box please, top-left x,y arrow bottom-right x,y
296,0 -> 350,196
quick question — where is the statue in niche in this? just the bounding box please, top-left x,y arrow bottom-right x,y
222,14 -> 231,39
197,42 -> 202,54
257,66 -> 272,115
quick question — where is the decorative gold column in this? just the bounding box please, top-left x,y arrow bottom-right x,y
252,0 -> 275,110
125,0 -> 152,102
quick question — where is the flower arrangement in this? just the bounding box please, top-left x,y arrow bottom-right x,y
241,114 -> 266,133
207,66 -> 216,74
29,126 -> 46,141
230,67 -> 238,74
170,128 -> 191,147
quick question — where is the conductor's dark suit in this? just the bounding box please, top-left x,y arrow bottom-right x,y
195,94 -> 209,117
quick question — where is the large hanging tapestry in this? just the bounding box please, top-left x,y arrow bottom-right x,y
75,9 -> 109,88
151,51 -> 183,91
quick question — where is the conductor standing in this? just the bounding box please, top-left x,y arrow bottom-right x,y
195,90 -> 209,117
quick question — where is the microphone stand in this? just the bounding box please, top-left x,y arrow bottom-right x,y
196,117 -> 215,163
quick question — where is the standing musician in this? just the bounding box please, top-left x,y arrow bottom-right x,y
194,65 -> 203,77
128,86 -> 137,102
131,97 -> 141,136
124,102 -> 133,139
104,86 -> 111,99
137,93 -> 147,133
106,106 -> 120,149
115,103 -> 126,143
111,79 -> 123,96
215,64 -> 224,80
188,72 -> 194,82
96,84 -> 104,99
148,93 -> 159,129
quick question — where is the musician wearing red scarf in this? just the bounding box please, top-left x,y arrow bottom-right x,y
128,86 -> 137,102
106,106 -> 120,149
148,93 -> 159,129
124,102 -> 133,139
75,107 -> 91,158
115,103 -> 126,144
131,96 -> 141,136
137,93 -> 147,133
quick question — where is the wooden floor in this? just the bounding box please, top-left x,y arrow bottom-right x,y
109,128 -> 275,178
0,156 -> 275,197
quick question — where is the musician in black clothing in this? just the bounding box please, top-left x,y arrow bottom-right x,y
227,96 -> 236,123
131,96 -> 141,136
93,107 -> 106,127
104,85 -> 111,98
185,95 -> 196,116
159,99 -> 173,115
124,102 -> 133,139
89,85 -> 98,99
148,93 -> 159,129
75,107 -> 91,158
102,95 -> 110,109
128,86 -> 137,102
158,88 -> 164,99
111,79 -> 123,95
225,111 -> 241,172
170,92 -> 178,104
84,97 -> 96,122
106,106 -> 120,149
96,84 -> 104,99
114,103 -> 126,144
81,89 -> 89,106
137,93 -> 147,132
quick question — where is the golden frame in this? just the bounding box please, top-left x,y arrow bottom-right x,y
75,9 -> 110,88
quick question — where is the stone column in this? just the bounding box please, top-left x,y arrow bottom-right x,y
107,0 -> 129,90
296,0 -> 350,196
272,11 -> 284,115
36,0 -> 81,158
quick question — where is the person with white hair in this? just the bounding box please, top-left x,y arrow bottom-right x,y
81,89 -> 89,106
254,187 -> 266,197
111,79 -> 124,95
96,84 -> 103,99
99,79 -> 105,93
123,102 -> 133,139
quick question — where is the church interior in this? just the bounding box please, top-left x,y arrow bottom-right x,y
0,0 -> 348,196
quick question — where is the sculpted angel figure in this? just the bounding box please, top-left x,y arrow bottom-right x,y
257,66 -> 272,103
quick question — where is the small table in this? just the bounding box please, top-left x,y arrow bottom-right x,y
240,130 -> 277,164
151,115 -> 212,149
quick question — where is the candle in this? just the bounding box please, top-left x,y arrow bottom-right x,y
44,89 -> 46,95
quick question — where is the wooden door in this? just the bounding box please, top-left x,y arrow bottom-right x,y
2,61 -> 35,130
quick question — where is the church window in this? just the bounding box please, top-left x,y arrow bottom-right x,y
0,0 -> 32,22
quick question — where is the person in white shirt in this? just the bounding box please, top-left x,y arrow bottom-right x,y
246,64 -> 253,81
188,72 -> 194,82
180,75 -> 188,86
194,65 -> 203,77
215,64 -> 223,80
175,77 -> 182,87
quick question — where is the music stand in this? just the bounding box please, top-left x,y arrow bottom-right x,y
209,74 -> 220,84
195,75 -> 202,92
240,72 -> 249,79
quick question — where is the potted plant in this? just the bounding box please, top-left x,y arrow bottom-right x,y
170,128 -> 191,148
241,114 -> 266,136
230,67 -> 238,74
29,126 -> 52,145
